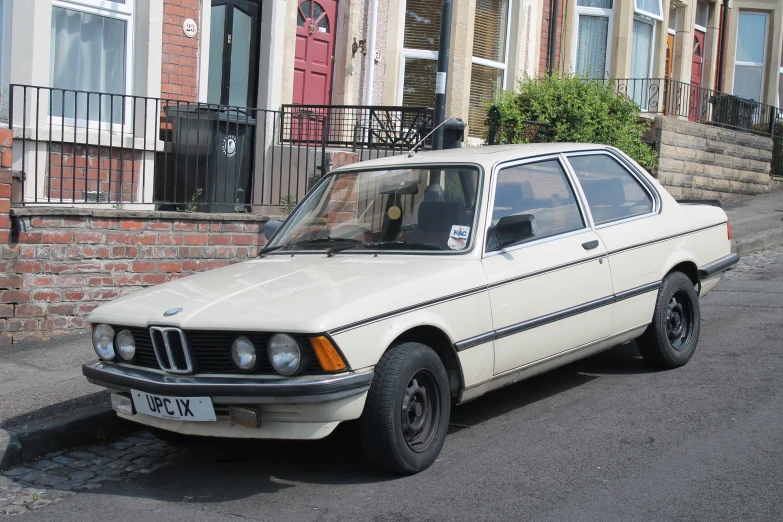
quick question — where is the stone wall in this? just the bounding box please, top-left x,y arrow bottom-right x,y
653,116 -> 773,201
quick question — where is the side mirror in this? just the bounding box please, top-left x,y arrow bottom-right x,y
264,220 -> 283,241
494,214 -> 536,248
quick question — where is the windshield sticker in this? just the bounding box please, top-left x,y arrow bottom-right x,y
388,206 -> 402,220
448,225 -> 470,250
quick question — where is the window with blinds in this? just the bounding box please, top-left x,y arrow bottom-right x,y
404,0 -> 441,52
402,58 -> 437,108
468,0 -> 509,137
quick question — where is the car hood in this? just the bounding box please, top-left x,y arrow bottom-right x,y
88,254 -> 488,333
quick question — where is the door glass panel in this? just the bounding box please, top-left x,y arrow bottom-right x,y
207,5 -> 226,104
312,2 -> 324,21
228,7 -> 251,107
568,155 -> 653,225
488,160 -> 585,251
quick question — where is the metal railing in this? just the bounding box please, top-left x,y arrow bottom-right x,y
615,78 -> 779,137
9,84 -> 327,210
281,104 -> 434,161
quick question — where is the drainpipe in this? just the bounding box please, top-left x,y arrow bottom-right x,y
364,0 -> 378,106
548,0 -> 559,74
716,0 -> 729,92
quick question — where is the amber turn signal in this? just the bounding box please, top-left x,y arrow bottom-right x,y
310,336 -> 347,372
727,221 -> 733,240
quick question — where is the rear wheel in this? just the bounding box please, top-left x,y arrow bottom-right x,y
638,271 -> 701,369
359,342 -> 451,475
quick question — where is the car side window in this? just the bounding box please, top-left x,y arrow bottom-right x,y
568,154 -> 654,225
488,159 -> 585,251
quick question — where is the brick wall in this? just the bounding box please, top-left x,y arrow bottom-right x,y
162,0 -> 201,102
654,116 -> 773,202
48,144 -> 141,203
539,0 -> 565,76
0,205 -> 269,346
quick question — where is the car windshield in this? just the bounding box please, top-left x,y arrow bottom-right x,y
267,166 -> 481,253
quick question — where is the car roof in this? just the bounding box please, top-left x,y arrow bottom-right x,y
333,143 -> 616,172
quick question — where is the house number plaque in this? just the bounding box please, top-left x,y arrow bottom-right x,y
183,18 -> 198,38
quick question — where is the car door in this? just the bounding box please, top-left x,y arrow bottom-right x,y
565,151 -> 661,335
481,155 -> 614,375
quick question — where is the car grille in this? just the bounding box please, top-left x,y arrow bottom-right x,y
119,327 -> 323,375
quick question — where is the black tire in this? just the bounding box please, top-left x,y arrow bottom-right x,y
359,342 -> 451,475
638,271 -> 701,369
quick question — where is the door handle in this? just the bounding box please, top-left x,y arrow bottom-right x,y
582,240 -> 599,250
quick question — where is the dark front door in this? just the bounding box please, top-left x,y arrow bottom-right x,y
208,0 -> 261,108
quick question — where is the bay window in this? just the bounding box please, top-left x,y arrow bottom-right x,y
629,0 -> 662,110
50,0 -> 133,125
733,12 -> 768,103
573,0 -> 614,79
399,0 -> 441,108
468,0 -> 509,137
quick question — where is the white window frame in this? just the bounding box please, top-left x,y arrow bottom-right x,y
571,2 -> 615,79
397,49 -> 439,106
50,0 -> 134,130
630,15 -> 657,111
634,0 -> 663,22
734,11 -> 768,103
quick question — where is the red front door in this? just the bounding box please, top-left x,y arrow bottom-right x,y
293,0 -> 337,105
689,31 -> 705,121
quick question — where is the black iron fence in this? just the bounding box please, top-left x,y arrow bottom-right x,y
615,78 -> 779,137
8,84 -> 326,210
281,104 -> 434,161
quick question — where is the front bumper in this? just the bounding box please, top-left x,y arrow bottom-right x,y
82,360 -> 374,404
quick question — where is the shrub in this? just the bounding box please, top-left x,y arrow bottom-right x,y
486,74 -> 658,172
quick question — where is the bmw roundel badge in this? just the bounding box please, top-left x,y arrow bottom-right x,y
163,308 -> 183,317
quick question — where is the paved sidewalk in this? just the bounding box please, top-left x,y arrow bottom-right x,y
0,184 -> 780,471
725,183 -> 783,254
0,333 -> 130,470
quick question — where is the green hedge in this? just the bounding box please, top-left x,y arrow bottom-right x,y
486,74 -> 658,172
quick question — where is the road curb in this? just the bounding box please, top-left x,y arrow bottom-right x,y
732,228 -> 783,256
0,405 -> 132,471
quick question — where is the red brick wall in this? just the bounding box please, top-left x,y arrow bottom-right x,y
0,197 -> 269,344
48,144 -> 142,203
539,0 -> 565,76
162,0 -> 201,102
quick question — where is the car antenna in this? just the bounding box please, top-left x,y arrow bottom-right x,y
407,105 -> 470,158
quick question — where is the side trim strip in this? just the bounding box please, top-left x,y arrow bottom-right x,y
494,296 -> 616,340
699,253 -> 740,278
329,286 -> 488,335
606,222 -> 726,256
615,281 -> 662,301
454,281 -> 662,352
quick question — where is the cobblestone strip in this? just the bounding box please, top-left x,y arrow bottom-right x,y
722,247 -> 782,281
1,431 -> 182,517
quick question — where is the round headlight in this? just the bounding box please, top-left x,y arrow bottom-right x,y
231,336 -> 257,371
268,334 -> 301,376
92,324 -> 116,361
116,330 -> 136,361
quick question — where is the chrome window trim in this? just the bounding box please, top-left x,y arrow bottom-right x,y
482,154 -> 592,258
564,149 -> 661,228
149,326 -> 195,375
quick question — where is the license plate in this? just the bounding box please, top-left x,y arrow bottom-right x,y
131,390 -> 216,422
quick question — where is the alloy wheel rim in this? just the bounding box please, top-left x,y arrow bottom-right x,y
665,290 -> 693,351
401,370 -> 440,453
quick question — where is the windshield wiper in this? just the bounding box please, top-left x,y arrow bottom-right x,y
364,240 -> 445,251
259,236 -> 361,256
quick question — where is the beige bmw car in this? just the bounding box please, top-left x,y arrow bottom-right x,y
83,144 -> 738,474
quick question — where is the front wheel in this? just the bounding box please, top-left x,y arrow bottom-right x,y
359,342 -> 451,475
637,271 -> 701,369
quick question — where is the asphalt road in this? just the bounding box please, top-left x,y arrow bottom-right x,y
16,247 -> 783,521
